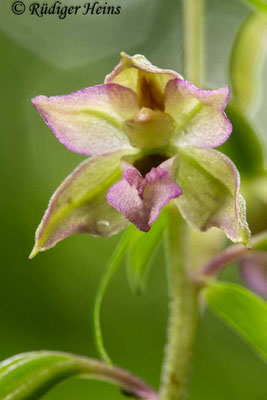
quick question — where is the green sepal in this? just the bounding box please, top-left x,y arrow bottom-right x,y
175,146 -> 251,246
30,151 -> 130,258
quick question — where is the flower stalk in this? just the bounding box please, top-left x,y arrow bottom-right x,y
160,205 -> 198,400
183,0 -> 205,86
194,230 -> 266,281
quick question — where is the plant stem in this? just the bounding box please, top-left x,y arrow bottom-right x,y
195,230 -> 266,280
183,0 -> 205,86
159,205 -> 198,400
159,2 -> 205,397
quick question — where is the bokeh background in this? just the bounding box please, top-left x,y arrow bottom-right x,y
1,0 -> 267,399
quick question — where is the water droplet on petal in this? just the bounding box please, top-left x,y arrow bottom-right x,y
96,220 -> 111,235
97,220 -> 110,228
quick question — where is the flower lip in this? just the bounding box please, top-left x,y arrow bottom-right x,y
107,164 -> 182,232
133,153 -> 170,176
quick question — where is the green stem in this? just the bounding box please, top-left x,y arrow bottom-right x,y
183,0 -> 205,86
159,205 -> 198,400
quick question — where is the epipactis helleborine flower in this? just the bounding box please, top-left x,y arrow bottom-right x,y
30,52 -> 250,258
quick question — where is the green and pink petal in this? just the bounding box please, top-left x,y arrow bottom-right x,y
32,84 -> 138,156
165,79 -> 232,149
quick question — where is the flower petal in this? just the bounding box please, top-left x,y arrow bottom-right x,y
165,79 -> 232,148
175,147 -> 251,245
240,253 -> 267,298
30,151 -> 129,258
32,84 -> 139,156
105,52 -> 182,95
107,162 -> 182,232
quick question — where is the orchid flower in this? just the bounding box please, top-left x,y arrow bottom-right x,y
30,52 -> 250,258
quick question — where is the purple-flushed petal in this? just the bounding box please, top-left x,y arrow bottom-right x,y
32,84 -> 139,156
240,253 -> 267,298
107,163 -> 182,232
164,78 -> 232,149
105,52 -> 182,95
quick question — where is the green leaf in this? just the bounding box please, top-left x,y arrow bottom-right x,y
205,281 -> 267,361
230,11 -> 267,112
241,0 -> 267,13
219,103 -> 264,177
175,146 -> 251,246
93,226 -> 134,365
30,151 -> 129,258
127,213 -> 165,294
0,351 -> 157,400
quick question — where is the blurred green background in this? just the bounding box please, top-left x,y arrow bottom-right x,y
0,0 -> 266,399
